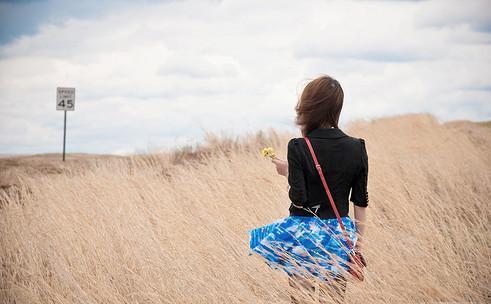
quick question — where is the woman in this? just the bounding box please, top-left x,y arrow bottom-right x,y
249,75 -> 368,303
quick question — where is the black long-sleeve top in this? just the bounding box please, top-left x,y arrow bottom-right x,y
287,127 -> 369,219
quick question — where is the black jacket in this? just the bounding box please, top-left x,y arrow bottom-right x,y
287,127 -> 369,219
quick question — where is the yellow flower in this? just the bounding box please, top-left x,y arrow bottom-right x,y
261,147 -> 276,159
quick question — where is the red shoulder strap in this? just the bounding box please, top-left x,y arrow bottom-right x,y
303,136 -> 354,251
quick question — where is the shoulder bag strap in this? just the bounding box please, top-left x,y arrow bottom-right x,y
303,136 -> 354,251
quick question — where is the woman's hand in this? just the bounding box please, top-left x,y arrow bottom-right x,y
353,246 -> 367,267
271,158 -> 288,177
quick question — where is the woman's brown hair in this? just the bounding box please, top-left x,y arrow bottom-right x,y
295,75 -> 344,136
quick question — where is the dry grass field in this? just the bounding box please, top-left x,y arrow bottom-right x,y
0,113 -> 490,304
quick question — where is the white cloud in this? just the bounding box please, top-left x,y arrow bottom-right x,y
0,0 -> 490,154
415,0 -> 491,32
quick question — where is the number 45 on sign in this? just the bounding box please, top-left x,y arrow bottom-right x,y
57,87 -> 75,111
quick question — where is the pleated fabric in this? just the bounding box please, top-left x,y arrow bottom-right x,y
248,215 -> 358,280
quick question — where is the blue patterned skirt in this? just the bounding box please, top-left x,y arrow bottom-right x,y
248,215 -> 358,280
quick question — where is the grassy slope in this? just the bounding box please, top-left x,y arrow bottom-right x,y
0,113 -> 490,303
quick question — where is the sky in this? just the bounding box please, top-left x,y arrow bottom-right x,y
0,0 -> 490,155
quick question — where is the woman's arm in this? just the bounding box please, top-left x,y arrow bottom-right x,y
286,138 -> 308,207
350,138 -> 369,251
353,205 -> 367,249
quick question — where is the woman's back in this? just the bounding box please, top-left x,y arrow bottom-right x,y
287,127 -> 369,219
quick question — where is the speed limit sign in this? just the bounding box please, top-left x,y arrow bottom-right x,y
56,87 -> 75,111
56,87 -> 75,162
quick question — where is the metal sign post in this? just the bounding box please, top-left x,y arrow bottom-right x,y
63,110 -> 67,161
56,87 -> 75,161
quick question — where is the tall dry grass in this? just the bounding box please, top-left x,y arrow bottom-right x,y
0,113 -> 490,303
